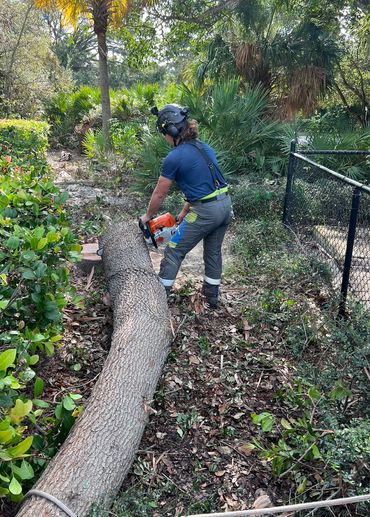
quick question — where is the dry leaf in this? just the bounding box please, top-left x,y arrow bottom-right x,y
218,446 -> 232,455
243,319 -> 253,340
232,412 -> 245,420
215,470 -> 226,477
225,496 -> 239,508
253,494 -> 272,509
85,266 -> 95,291
189,355 -> 201,365
162,456 -> 174,474
143,402 -> 157,415
238,443 -> 254,456
218,403 -> 228,415
191,292 -> 204,314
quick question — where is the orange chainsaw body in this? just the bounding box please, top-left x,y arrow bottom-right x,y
148,213 -> 177,245
148,213 -> 176,235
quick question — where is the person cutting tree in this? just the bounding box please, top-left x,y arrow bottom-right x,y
140,104 -> 232,308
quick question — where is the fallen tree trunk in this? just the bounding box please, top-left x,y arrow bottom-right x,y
18,222 -> 171,517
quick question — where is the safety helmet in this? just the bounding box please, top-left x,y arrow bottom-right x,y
151,104 -> 189,139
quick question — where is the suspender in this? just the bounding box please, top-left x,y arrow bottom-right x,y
188,140 -> 226,190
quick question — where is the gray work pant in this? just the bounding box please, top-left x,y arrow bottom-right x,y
159,193 -> 232,287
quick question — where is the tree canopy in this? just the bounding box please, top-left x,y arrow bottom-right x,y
0,0 -> 369,123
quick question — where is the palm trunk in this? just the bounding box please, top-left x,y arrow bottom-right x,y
97,29 -> 112,148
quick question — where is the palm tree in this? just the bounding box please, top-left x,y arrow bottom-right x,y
197,0 -> 341,119
34,1 -> 149,146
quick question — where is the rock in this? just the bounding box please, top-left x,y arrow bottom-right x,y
59,151 -> 72,161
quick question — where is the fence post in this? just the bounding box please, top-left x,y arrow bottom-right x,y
338,186 -> 362,318
283,140 -> 296,226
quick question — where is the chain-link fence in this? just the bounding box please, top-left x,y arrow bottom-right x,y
283,141 -> 370,315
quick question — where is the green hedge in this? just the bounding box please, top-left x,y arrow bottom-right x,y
0,131 -> 82,501
0,119 -> 49,164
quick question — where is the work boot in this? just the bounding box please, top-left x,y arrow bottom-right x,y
165,286 -> 171,299
202,282 -> 219,309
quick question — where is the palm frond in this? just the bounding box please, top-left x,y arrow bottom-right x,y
286,65 -> 326,117
235,43 -> 271,88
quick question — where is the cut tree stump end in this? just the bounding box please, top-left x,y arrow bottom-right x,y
78,242 -> 102,273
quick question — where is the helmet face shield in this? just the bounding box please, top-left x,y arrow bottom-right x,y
151,104 -> 189,138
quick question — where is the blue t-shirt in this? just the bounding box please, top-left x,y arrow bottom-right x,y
160,140 -> 227,202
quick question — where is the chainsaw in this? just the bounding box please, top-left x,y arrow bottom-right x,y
139,212 -> 177,248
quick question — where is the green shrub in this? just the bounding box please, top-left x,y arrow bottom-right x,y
0,119 -> 49,164
43,82 -> 181,148
280,119 -> 370,182
82,128 -> 113,164
250,385 -> 370,505
231,220 -> 289,261
110,120 -> 142,154
231,180 -> 284,221
44,86 -> 100,144
131,133 -> 171,194
0,143 -> 81,500
294,301 -> 370,413
180,80 -> 282,177
111,83 -> 159,121
161,191 -> 185,216
325,418 -> 370,491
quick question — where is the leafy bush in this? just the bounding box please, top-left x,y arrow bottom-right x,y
43,82 -> 181,149
111,83 -> 159,121
292,301 -> 370,413
44,86 -> 100,144
180,80 -> 282,176
0,119 -> 49,164
251,383 -> 370,507
161,191 -> 186,216
325,418 -> 370,492
231,180 -> 284,221
129,80 -> 286,193
0,134 -> 81,500
110,119 -> 142,154
280,119 -> 370,182
234,213 -> 369,510
131,133 -> 171,194
231,219 -> 289,261
82,128 -> 112,163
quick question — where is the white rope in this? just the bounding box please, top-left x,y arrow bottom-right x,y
24,489 -> 77,517
186,493 -> 370,517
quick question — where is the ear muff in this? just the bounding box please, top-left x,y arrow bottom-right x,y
165,123 -> 180,139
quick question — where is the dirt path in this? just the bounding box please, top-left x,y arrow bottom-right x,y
48,150 -> 136,211
150,238 -> 234,291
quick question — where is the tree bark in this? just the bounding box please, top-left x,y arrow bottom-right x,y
96,29 -> 112,148
17,222 -> 171,517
